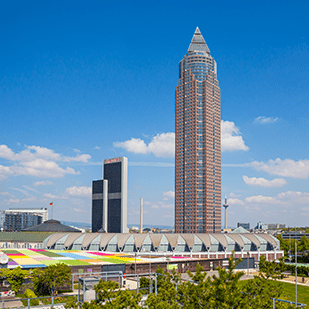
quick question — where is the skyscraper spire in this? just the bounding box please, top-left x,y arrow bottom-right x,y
188,27 -> 210,54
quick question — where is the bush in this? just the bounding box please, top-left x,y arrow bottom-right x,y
58,289 -> 73,293
22,289 -> 39,306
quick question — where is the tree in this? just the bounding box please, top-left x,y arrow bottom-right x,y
242,256 -> 293,309
32,263 -> 71,295
65,279 -> 142,309
177,257 -> 247,309
299,235 -> 309,252
145,268 -> 181,309
0,267 -> 30,294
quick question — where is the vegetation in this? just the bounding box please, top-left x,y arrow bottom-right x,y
277,234 -> 309,255
21,289 -> 39,306
0,267 -> 30,294
64,255 -> 301,308
32,262 -> 71,295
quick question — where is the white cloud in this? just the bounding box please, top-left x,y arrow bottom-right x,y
22,185 -> 38,193
115,121 -> 248,157
276,191 -> 309,204
43,187 -> 92,201
73,208 -> 87,213
228,198 -> 245,205
242,175 -> 287,188
148,133 -> 175,157
64,186 -> 91,197
43,193 -> 59,199
0,144 -> 90,179
114,138 -> 148,154
114,133 -> 175,158
221,120 -> 249,152
0,192 -> 10,196
5,198 -> 20,204
33,180 -> 54,186
163,191 -> 175,199
245,195 -> 280,204
94,146 -> 100,150
254,116 -> 278,124
229,193 -> 241,198
250,158 -> 309,179
244,191 -> 309,206
0,165 -> 14,180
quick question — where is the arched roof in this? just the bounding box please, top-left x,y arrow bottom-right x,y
133,234 -> 147,248
82,233 -> 101,248
43,233 -> 281,253
23,219 -> 80,233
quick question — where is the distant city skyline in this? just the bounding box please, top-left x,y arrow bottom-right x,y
0,1 -> 308,227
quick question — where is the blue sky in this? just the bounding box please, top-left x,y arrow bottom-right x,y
0,0 -> 308,228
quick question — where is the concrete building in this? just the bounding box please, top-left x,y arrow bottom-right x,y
268,223 -> 286,230
175,27 -> 221,233
237,222 -> 250,230
92,157 -> 128,233
4,212 -> 42,232
5,208 -> 48,222
43,232 -> 283,261
255,221 -> 268,230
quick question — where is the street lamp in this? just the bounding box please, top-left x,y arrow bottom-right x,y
295,240 -> 297,308
247,252 -> 250,277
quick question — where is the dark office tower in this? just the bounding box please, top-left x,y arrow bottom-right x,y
175,27 -> 221,233
91,157 -> 128,233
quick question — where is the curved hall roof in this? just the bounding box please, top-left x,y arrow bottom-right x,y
23,219 -> 81,233
43,232 -> 281,253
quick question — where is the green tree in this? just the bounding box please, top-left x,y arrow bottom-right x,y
178,257 -> 247,309
0,267 -> 30,294
32,263 -> 71,295
299,235 -> 309,252
145,268 -> 181,309
65,279 -> 142,309
242,256 -> 293,309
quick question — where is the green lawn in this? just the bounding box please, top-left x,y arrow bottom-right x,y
239,280 -> 309,305
280,281 -> 309,305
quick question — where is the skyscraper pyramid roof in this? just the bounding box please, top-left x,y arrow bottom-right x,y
188,27 -> 210,54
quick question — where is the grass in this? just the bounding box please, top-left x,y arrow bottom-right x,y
280,281 -> 309,305
238,279 -> 309,305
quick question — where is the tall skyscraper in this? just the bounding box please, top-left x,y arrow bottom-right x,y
175,27 -> 221,233
92,157 -> 128,233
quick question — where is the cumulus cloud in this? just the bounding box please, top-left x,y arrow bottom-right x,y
33,180 -> 54,186
244,191 -> 309,206
229,193 -> 241,198
114,133 -> 175,158
228,198 -> 245,205
163,191 -> 175,199
221,120 -> 249,152
245,195 -> 280,204
115,121 -> 248,157
242,175 -> 287,188
114,138 -> 148,154
250,158 -> 309,179
64,186 -> 91,197
43,193 -> 59,199
254,116 -> 278,124
0,144 -> 90,179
